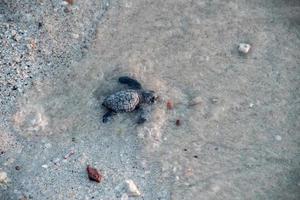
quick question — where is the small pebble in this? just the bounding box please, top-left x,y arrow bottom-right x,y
121,193 -> 129,200
44,143 -> 52,148
65,0 -> 74,5
26,44 -> 32,50
175,119 -> 181,126
155,95 -> 162,103
189,96 -> 202,107
210,97 -> 219,104
71,33 -> 79,39
15,166 -> 21,170
53,158 -> 60,165
14,34 -> 22,42
210,184 -> 221,193
11,30 -> 17,36
12,86 -> 18,91
166,100 -> 174,110
64,7 -> 72,13
41,164 -> 48,169
63,150 -> 75,159
38,22 -> 43,28
14,56 -> 21,63
275,135 -> 282,141
238,43 -> 251,54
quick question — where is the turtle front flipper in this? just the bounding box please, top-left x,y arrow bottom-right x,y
118,76 -> 142,90
102,110 -> 116,123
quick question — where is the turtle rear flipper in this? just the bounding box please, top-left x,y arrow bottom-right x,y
118,76 -> 142,89
103,110 -> 116,123
137,117 -> 147,124
136,106 -> 151,124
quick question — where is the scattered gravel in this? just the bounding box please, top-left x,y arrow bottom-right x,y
0,0 -> 111,118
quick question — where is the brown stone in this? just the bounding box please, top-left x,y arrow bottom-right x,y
87,165 -> 102,183
166,100 -> 174,110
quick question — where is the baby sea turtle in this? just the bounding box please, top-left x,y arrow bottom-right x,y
102,76 -> 157,124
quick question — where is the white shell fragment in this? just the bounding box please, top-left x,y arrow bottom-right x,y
115,179 -> 141,197
275,135 -> 282,141
238,43 -> 251,54
0,171 -> 10,187
125,179 -> 141,197
41,164 -> 48,169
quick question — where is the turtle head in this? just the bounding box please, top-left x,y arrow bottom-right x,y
141,90 -> 157,104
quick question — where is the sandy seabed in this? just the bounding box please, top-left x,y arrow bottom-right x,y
1,0 -> 300,199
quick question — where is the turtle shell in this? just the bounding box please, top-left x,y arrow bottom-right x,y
102,90 -> 140,112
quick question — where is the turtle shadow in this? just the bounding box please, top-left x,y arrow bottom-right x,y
92,78 -> 124,101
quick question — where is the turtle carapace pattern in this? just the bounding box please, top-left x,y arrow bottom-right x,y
102,76 -> 156,124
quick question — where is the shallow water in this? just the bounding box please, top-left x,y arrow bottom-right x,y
3,0 -> 300,199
